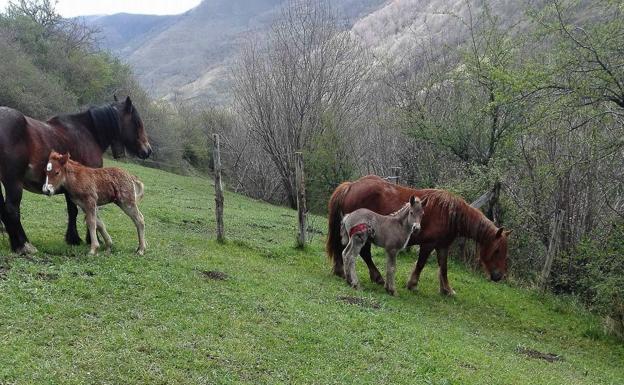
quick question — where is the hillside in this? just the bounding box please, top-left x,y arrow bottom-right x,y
89,0 -> 387,104
0,161 -> 622,384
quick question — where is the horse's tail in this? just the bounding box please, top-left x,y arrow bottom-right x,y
133,177 -> 145,202
327,181 -> 352,277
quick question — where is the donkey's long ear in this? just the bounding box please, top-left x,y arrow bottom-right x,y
125,96 -> 133,112
410,195 -> 416,206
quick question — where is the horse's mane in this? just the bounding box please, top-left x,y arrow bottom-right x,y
389,201 -> 410,217
419,189 -> 497,242
88,104 -> 121,150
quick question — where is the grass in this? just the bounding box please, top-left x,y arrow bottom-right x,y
0,160 -> 622,384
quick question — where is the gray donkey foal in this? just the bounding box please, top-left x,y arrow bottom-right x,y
340,196 -> 425,295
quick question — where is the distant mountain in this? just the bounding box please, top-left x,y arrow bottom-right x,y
85,13 -> 180,57
88,0 -> 388,105
89,0 -> 542,105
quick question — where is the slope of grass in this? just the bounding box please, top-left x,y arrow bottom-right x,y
0,161 -> 622,384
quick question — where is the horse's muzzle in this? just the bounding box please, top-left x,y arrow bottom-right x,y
490,270 -> 503,282
42,185 -> 55,196
138,144 -> 152,159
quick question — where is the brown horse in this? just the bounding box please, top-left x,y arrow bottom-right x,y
327,175 -> 511,295
0,97 -> 151,254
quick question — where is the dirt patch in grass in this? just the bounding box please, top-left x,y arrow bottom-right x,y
337,295 -> 381,309
36,272 -> 59,281
72,270 -> 96,278
0,265 -> 10,280
249,222 -> 276,230
516,346 -> 563,362
198,270 -> 229,281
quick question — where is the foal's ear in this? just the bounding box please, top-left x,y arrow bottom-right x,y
420,196 -> 428,208
504,229 -> 513,237
125,96 -> 133,112
496,227 -> 505,238
60,152 -> 70,165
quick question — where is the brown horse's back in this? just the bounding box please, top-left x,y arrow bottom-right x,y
0,107 -> 30,179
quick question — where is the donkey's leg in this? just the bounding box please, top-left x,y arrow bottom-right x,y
1,182 -> 36,254
95,216 -> 113,251
64,193 -> 83,245
385,249 -> 398,296
120,203 -> 146,255
360,241 -> 385,285
345,237 -> 364,290
407,245 -> 434,291
341,238 -> 353,282
436,247 -> 455,296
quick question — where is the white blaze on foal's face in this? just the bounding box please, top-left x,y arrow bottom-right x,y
42,153 -> 68,196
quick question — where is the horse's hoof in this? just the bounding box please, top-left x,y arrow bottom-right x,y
385,287 -> 397,296
65,233 -> 82,245
350,283 -> 361,290
16,242 -> 38,255
333,267 -> 346,279
441,288 -> 456,296
136,248 -> 145,256
407,280 -> 418,291
371,274 -> 385,285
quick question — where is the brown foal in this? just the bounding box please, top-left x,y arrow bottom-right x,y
43,151 -> 146,255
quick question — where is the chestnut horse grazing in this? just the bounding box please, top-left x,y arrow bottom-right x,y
327,175 -> 511,295
0,97 -> 151,254
43,152 -> 146,255
341,196 -> 424,295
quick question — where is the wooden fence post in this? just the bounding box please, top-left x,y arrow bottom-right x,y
390,166 -> 402,185
539,209 -> 565,289
295,151 -> 307,248
213,134 -> 225,243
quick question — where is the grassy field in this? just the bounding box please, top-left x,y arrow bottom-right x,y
0,161 -> 622,384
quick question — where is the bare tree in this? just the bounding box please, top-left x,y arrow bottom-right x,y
233,0 -> 370,207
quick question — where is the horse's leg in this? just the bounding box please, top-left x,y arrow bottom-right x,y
436,247 -> 456,296
360,241 -> 385,285
407,245 -> 433,291
332,243 -> 346,279
120,203 -> 146,255
384,249 -> 398,296
95,216 -> 113,252
65,193 -> 82,245
83,204 -> 99,255
1,182 -> 36,254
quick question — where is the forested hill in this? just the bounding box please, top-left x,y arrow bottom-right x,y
88,0 -> 387,104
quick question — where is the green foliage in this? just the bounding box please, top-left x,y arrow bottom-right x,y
304,126 -> 355,213
577,224 -> 624,338
0,35 -> 75,117
0,0 -> 135,117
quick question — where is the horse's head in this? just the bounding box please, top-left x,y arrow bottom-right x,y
479,227 -> 512,282
406,195 -> 427,234
113,96 -> 152,159
42,151 -> 70,196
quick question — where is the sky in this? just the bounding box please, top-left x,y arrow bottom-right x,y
0,0 -> 202,17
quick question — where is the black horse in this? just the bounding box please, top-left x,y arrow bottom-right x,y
0,96 -> 152,254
